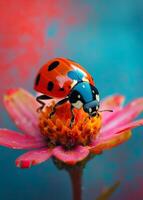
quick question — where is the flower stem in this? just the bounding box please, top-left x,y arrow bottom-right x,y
67,166 -> 83,200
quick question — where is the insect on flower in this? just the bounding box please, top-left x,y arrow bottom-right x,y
1,59 -> 143,168
34,58 -> 112,127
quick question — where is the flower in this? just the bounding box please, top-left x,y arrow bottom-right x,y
1,88 -> 143,168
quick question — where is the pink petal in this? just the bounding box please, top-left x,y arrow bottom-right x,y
90,131 -> 131,154
102,98 -> 143,134
103,119 -> 143,138
101,95 -> 125,125
16,148 -> 52,168
101,94 -> 125,109
97,119 -> 143,143
53,146 -> 89,165
90,119 -> 143,153
4,88 -> 41,138
102,107 -> 122,126
0,129 -> 46,149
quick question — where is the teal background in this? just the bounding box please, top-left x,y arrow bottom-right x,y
0,0 -> 143,199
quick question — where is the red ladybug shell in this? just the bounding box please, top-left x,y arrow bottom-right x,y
34,58 -> 95,98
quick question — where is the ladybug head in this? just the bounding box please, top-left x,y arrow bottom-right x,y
83,100 -> 100,117
68,82 -> 100,117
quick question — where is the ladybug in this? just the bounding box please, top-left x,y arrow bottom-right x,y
34,57 -> 100,126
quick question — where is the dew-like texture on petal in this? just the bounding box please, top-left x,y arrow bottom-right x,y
90,131 -> 131,154
16,148 -> 52,168
4,88 -> 41,137
101,95 -> 125,125
102,98 -> 143,134
0,129 -> 46,149
53,146 -> 89,165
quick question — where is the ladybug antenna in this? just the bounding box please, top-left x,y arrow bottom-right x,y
99,109 -> 113,113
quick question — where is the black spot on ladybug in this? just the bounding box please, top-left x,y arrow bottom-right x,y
47,81 -> 54,91
48,61 -> 59,71
35,74 -> 41,86
59,87 -> 64,91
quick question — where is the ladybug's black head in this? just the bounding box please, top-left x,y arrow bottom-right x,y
83,100 -> 99,117
68,82 -> 100,117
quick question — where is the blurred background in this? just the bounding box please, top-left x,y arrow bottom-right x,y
0,0 -> 143,199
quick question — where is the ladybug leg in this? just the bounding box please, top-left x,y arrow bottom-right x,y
36,95 -> 52,112
70,105 -> 75,128
49,97 -> 69,118
96,112 -> 100,118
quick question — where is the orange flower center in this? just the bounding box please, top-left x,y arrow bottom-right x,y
38,102 -> 102,149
